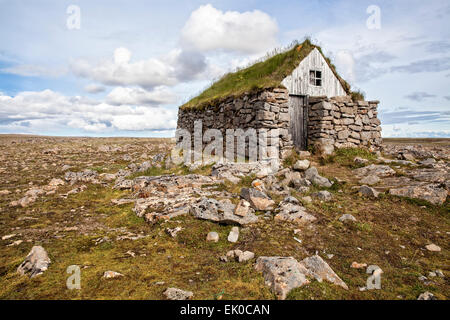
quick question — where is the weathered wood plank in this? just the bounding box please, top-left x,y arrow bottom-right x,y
282,48 -> 346,97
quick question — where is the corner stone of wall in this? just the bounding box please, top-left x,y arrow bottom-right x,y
307,96 -> 382,152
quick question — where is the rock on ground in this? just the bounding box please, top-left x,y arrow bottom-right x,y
353,164 -> 396,178
339,214 -> 357,222
313,191 -> 332,201
299,255 -> 349,290
305,167 -> 333,188
17,246 -> 51,278
164,287 -> 194,300
206,232 -> 219,242
293,160 -> 310,171
103,271 -> 124,279
240,188 -> 275,211
190,198 -> 258,225
274,197 -> 316,225
359,185 -> 380,198
226,250 -> 255,263
254,257 -> 310,300
417,291 -> 437,300
227,227 -> 239,243
389,185 -> 447,205
425,244 -> 441,252
359,175 -> 380,186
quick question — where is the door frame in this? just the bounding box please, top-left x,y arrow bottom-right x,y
288,94 -> 309,150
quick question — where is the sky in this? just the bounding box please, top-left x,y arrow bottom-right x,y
0,0 -> 449,138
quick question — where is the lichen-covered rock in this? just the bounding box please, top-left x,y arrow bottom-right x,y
305,167 -> 333,188
274,198 -> 316,225
255,257 -> 310,300
299,255 -> 348,290
17,246 -> 51,278
240,188 -> 275,211
163,288 -> 194,300
190,198 -> 258,225
389,184 -> 447,205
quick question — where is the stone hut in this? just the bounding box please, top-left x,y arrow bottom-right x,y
177,40 -> 382,160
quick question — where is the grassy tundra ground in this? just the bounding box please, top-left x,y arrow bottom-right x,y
0,135 -> 448,300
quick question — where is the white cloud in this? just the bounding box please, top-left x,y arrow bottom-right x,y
71,47 -> 208,90
181,4 -> 278,54
106,86 -> 177,106
0,64 -> 67,77
84,84 -> 106,94
0,90 -> 177,133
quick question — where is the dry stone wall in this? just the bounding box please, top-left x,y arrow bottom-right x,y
307,96 -> 382,152
177,88 -> 293,160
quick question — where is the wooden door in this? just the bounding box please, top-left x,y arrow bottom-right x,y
288,95 -> 308,150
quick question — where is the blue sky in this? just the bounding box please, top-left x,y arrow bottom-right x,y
0,0 -> 449,137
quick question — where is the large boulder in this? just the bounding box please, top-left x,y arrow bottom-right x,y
299,255 -> 348,290
17,246 -> 51,278
389,184 -> 447,205
255,257 -> 310,300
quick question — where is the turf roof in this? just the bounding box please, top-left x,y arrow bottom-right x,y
180,39 -> 352,110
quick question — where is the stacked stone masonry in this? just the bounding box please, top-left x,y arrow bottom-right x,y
177,88 -> 293,160
307,96 -> 382,151
177,88 -> 382,159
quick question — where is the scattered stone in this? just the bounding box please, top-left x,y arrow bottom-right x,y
8,240 -> 23,246
353,164 -> 396,178
359,175 -> 380,186
103,271 -> 124,279
163,288 -> 194,300
65,170 -> 99,184
0,189 -> 11,195
305,167 -> 333,188
389,185 -> 447,205
419,158 -> 436,167
17,246 -> 51,278
254,257 -> 310,300
234,199 -> 250,217
274,198 -> 316,225
354,157 -> 369,165
300,255 -> 349,290
227,227 -> 239,243
2,234 -> 16,240
166,227 -> 183,238
240,188 -> 275,211
339,214 -> 357,222
417,291 -> 437,300
206,232 -> 219,242
48,178 -> 65,187
298,151 -> 311,158
425,244 -> 441,252
191,198 -> 258,225
293,160 -> 310,171
351,262 -> 367,269
226,250 -> 255,263
359,185 -> 380,198
435,270 -> 445,278
61,165 -> 71,172
313,191 -> 332,201
100,173 -> 117,182
301,196 -> 312,204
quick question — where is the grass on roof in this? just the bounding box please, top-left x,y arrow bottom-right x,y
181,39 -> 352,110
